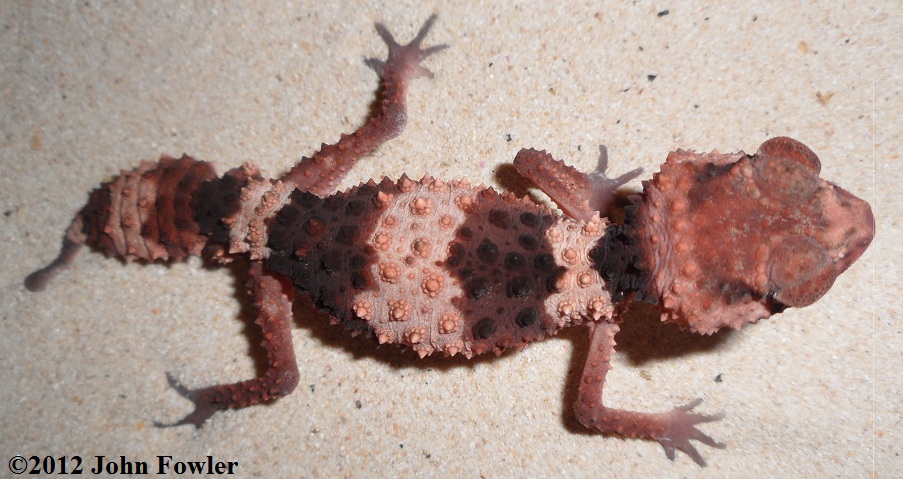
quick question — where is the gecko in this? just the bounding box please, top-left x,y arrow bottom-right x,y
24,15 -> 875,466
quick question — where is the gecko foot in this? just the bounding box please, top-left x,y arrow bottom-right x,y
153,372 -> 221,428
588,145 -> 644,195
586,144 -> 643,215
658,398 -> 726,466
365,14 -> 449,79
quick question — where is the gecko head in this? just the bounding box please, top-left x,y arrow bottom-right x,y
630,137 -> 874,334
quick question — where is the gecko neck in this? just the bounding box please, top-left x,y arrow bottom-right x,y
589,203 -> 654,305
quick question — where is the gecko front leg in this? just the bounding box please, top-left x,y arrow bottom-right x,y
514,146 -> 642,221
574,322 -> 725,466
515,146 -> 722,463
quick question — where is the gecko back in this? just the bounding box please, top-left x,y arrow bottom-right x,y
265,175 -> 617,358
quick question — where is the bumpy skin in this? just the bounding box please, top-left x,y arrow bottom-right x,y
25,16 -> 875,467
265,177 -> 612,359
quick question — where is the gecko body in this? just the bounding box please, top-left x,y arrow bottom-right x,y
25,16 -> 874,466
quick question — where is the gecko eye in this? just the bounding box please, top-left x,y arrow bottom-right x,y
752,137 -> 821,203
757,136 -> 821,174
767,236 -> 837,307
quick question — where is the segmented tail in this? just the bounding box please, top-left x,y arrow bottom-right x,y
26,155 -> 220,291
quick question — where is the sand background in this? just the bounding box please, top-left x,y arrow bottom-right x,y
1,1 -> 899,477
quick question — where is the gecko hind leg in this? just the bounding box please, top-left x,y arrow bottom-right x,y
279,15 -> 447,196
514,146 -> 642,221
574,322 -> 725,466
155,261 -> 299,428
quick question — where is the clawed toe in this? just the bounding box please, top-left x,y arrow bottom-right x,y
152,373 -> 218,429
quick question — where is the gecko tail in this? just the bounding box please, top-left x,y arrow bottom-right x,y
25,154 -> 222,292
24,219 -> 85,292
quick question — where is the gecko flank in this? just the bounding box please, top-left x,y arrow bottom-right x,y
25,16 -> 874,466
